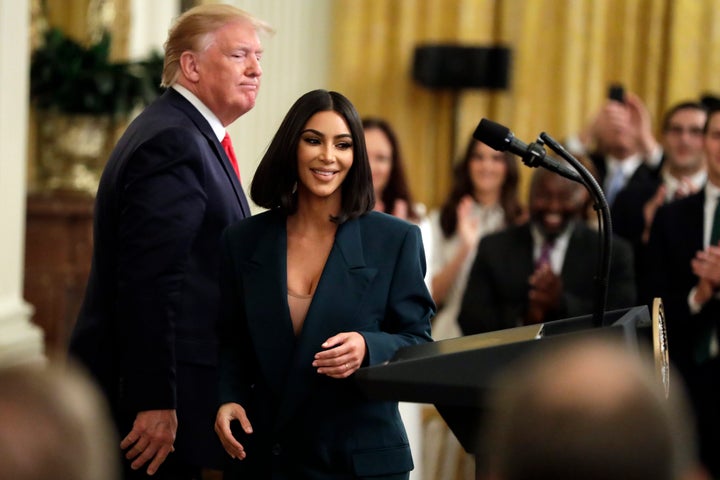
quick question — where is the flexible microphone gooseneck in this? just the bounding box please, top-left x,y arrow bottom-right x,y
473,118 -> 612,328
473,118 -> 582,183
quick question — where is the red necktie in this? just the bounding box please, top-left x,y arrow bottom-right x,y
221,132 -> 241,181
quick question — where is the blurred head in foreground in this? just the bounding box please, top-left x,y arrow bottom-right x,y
480,337 -> 708,480
0,361 -> 120,480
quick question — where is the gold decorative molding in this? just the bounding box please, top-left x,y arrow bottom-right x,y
37,0 -> 129,59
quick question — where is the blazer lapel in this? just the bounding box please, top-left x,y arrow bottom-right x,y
241,216 -> 295,398
274,218 -> 378,430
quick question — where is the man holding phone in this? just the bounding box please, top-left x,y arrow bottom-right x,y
564,84 -> 662,206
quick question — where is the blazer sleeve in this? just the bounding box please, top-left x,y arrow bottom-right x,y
217,228 -> 256,406
361,225 -> 435,366
116,127 -> 208,411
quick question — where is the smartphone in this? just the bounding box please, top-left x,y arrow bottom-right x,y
608,84 -> 625,103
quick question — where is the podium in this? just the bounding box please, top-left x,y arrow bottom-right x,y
355,306 -> 651,455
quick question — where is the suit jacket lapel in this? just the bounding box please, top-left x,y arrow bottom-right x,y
241,215 -> 295,398
166,89 -> 251,217
274,217 -> 378,430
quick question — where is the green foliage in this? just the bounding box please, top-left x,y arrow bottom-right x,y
30,27 -> 164,117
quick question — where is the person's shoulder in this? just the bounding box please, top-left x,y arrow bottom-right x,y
474,224 -> 526,256
359,210 -> 415,231
573,221 -> 632,255
485,222 -> 526,242
354,212 -> 423,246
225,210 -> 280,237
657,189 -> 704,219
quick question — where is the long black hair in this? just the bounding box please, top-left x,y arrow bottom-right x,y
251,89 -> 374,223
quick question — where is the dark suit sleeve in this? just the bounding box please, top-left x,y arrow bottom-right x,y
562,234 -> 636,316
362,226 -> 435,366
605,235 -> 637,309
457,236 -> 517,335
116,127 -> 208,411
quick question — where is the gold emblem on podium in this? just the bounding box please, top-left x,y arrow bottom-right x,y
652,297 -> 670,398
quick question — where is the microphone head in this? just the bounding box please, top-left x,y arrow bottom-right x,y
473,118 -> 512,151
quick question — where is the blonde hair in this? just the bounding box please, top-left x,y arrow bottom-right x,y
161,4 -> 274,87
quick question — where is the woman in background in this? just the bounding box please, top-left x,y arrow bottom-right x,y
423,138 -> 524,480
362,117 -> 422,221
429,138 -> 524,340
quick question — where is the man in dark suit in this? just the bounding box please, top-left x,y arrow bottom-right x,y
612,101 -> 707,304
565,91 -> 662,206
68,5 -> 272,479
458,167 -> 636,335
646,107 -> 720,478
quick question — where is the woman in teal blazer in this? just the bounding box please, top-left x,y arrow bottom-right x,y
215,90 -> 435,479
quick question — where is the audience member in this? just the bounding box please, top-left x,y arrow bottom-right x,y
646,106 -> 720,478
214,89 -> 435,479
422,139 -> 524,480
362,116 -> 433,283
0,361 -> 120,480
429,138 -> 525,340
68,5 -> 273,478
458,166 -> 636,334
613,101 -> 707,303
362,117 -> 422,221
478,337 -> 708,480
566,90 -> 661,205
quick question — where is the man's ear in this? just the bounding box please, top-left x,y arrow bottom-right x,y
179,51 -> 200,83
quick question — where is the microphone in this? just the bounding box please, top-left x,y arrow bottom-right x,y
473,118 -> 582,183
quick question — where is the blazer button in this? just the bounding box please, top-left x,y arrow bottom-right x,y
271,443 -> 282,456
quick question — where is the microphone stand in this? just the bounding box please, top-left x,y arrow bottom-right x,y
536,132 -> 612,328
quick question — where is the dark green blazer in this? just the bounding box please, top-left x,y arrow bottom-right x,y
218,210 -> 435,479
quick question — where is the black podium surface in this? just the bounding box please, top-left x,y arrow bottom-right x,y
355,306 -> 650,453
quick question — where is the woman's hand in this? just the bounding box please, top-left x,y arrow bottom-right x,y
214,403 -> 253,460
456,195 -> 481,249
313,332 -> 367,378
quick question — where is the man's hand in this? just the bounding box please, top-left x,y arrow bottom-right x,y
120,409 -> 177,475
625,92 -> 659,155
691,245 -> 720,304
642,185 -> 667,244
526,264 -> 562,324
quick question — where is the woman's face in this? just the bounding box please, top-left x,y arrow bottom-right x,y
364,127 -> 393,195
468,141 -> 508,196
296,110 -> 354,203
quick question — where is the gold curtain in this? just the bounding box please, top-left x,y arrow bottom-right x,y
329,0 -> 720,209
41,0 -> 130,60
